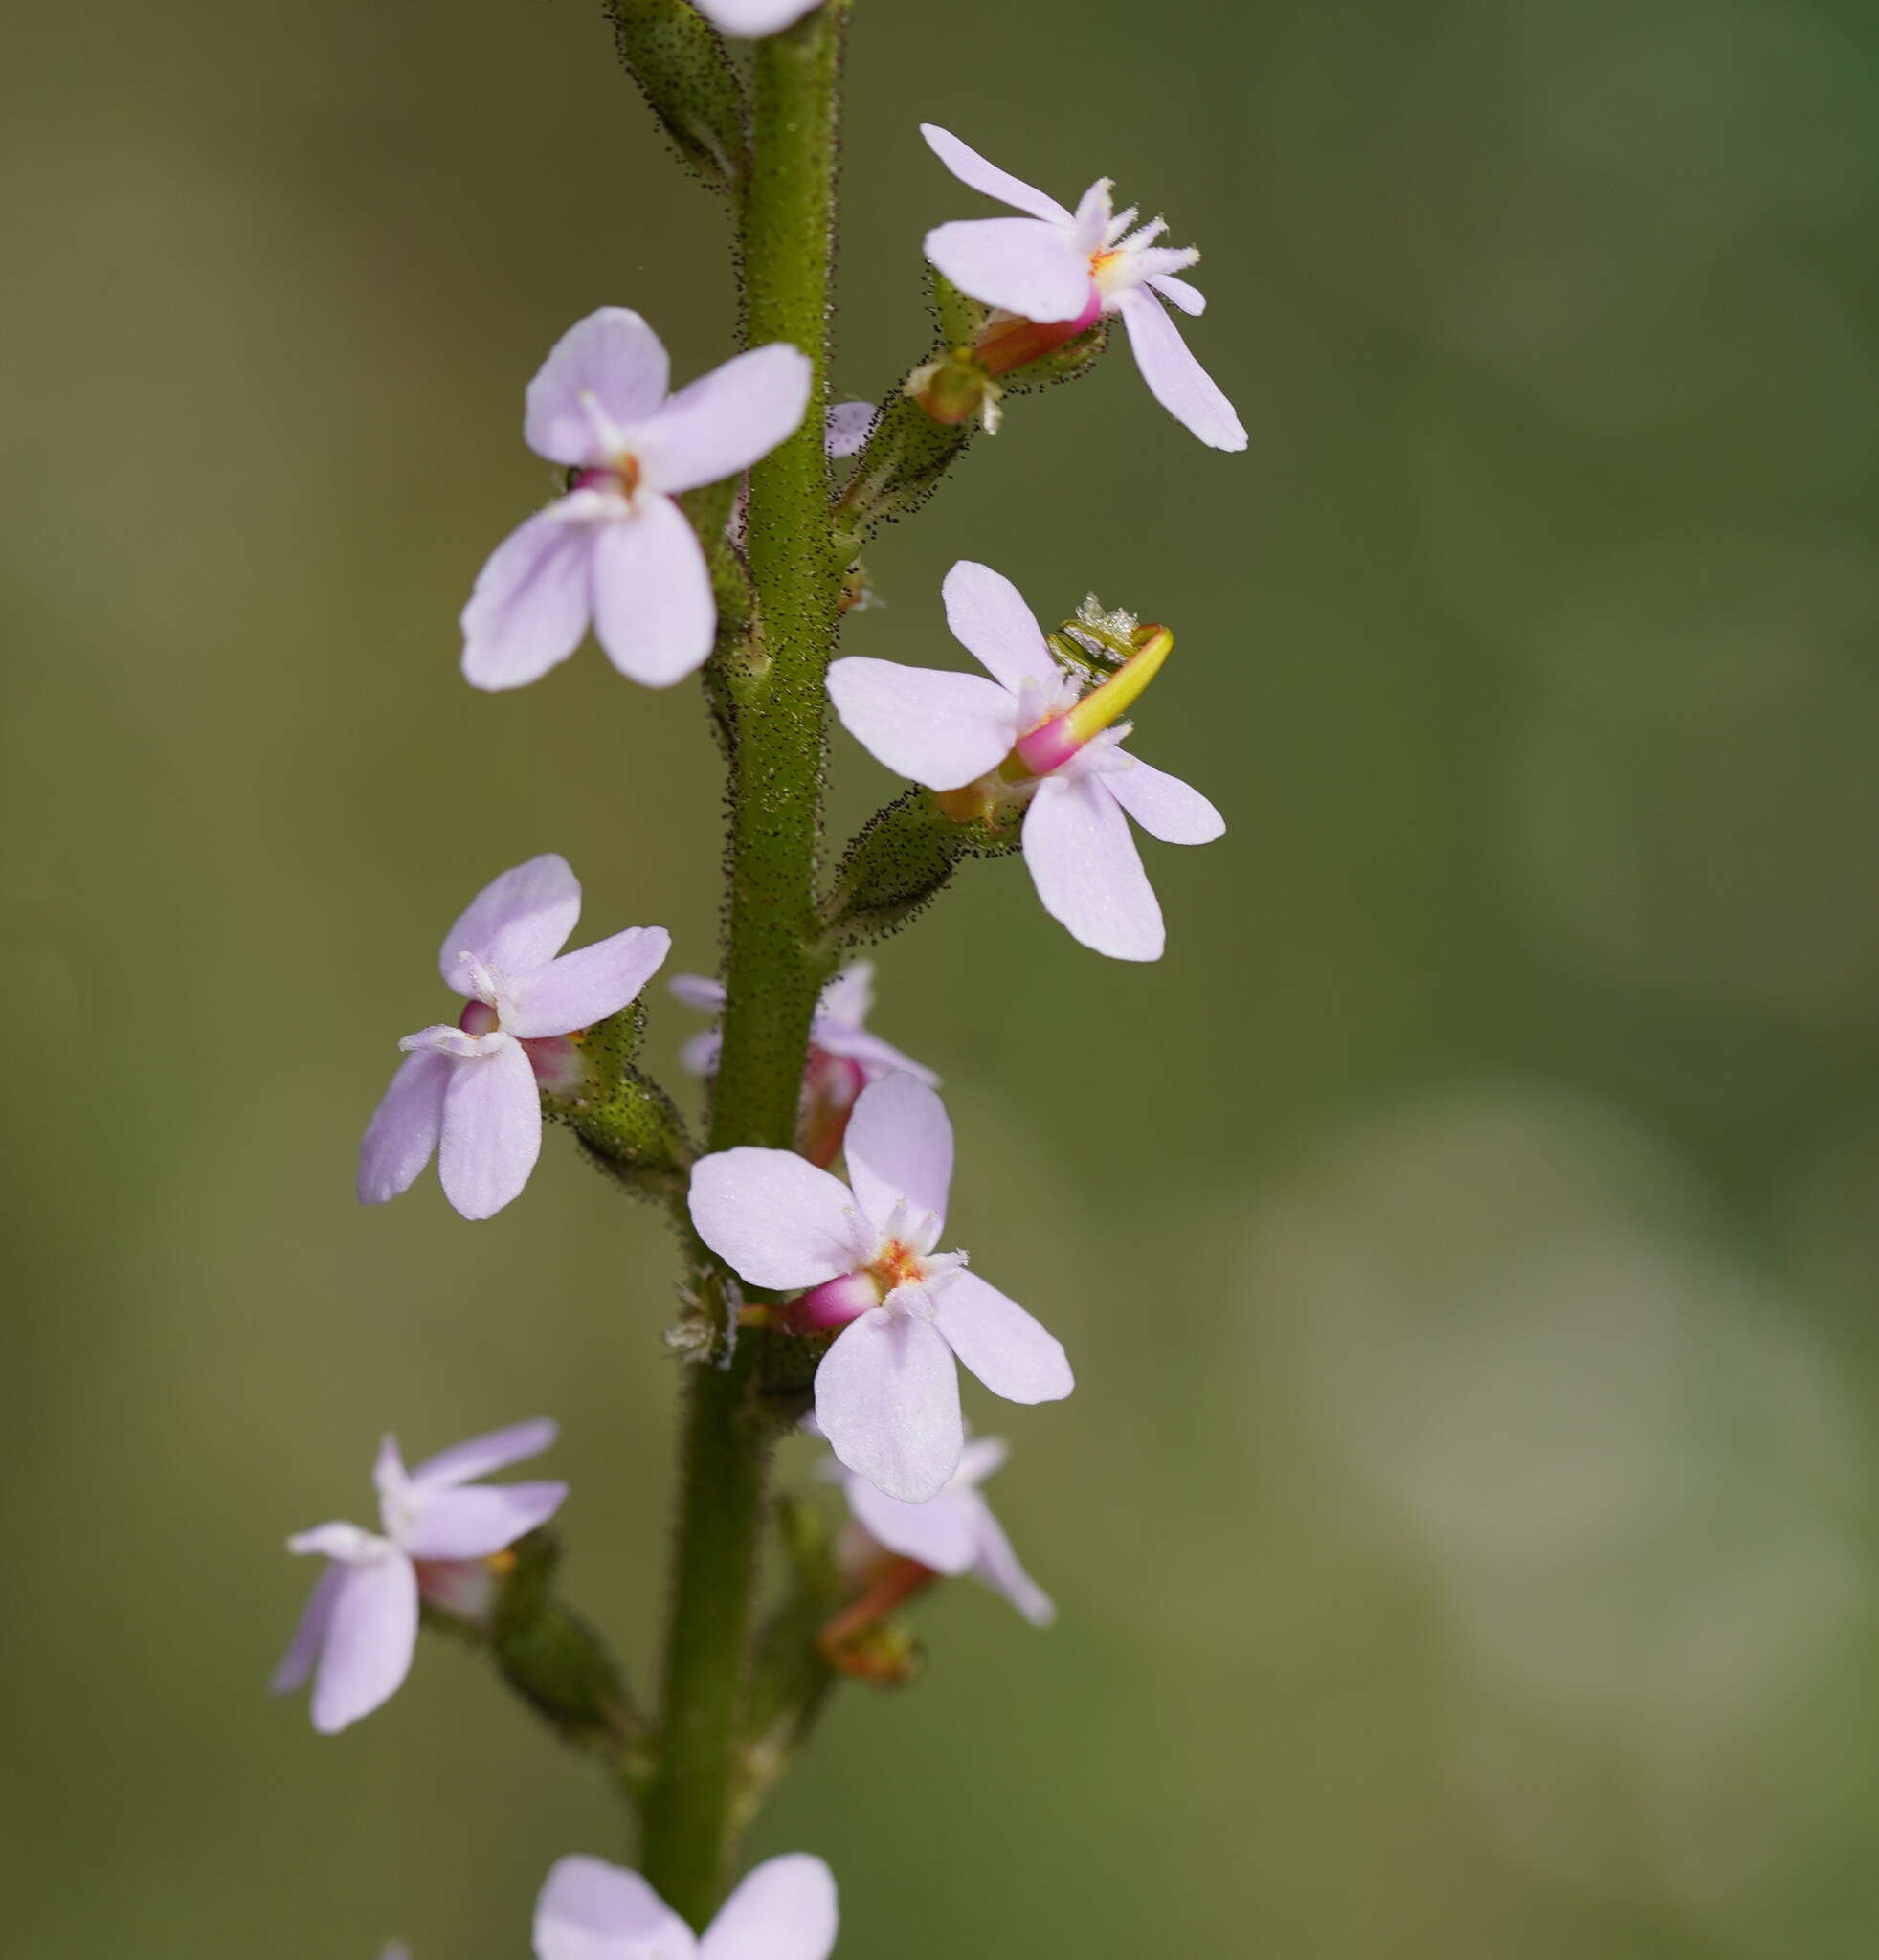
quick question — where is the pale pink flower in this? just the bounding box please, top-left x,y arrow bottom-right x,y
689,1073 -> 1072,1503
832,1436 -> 1054,1626
535,1852 -> 837,1960
824,399 -> 874,458
272,1420 -> 566,1735
358,853 -> 670,1220
827,560 -> 1223,961
920,124 -> 1244,451
693,0 -> 824,36
462,308 -> 811,690
669,961 -> 934,1087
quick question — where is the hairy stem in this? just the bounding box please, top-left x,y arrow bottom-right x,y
640,3 -> 847,1928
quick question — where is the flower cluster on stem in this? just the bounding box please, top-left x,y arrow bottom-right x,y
293,0 -> 1242,1947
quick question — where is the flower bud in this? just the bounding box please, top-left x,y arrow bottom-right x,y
816,789 -> 1022,953
604,0 -> 749,192
906,348 -> 1002,430
488,1530 -> 641,1760
542,1001 -> 694,1196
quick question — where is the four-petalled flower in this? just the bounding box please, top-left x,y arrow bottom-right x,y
920,124 -> 1244,452
689,1072 -> 1073,1503
833,1435 -> 1055,1626
828,560 -> 1223,960
462,308 -> 811,690
535,1852 -> 837,1960
273,1419 -> 567,1734
358,853 -> 670,1219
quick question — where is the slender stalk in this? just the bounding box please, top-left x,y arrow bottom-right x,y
639,4 -> 847,1928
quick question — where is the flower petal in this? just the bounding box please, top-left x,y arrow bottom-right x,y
842,1073 -> 953,1235
826,657 -> 1018,791
954,1435 -> 1010,1487
590,493 -> 715,687
411,1417 -> 559,1489
815,1310 -> 963,1504
941,560 -> 1059,692
1105,755 -> 1224,844
814,1024 -> 938,1088
933,1270 -> 1073,1404
270,1561 -> 345,1696
524,308 -> 672,468
701,1853 -> 839,1960
286,1521 -> 386,1563
372,1432 -> 413,1506
507,924 -> 672,1038
693,0 -> 822,36
972,1506 -> 1056,1627
824,399 -> 875,459
844,1473 -> 983,1576
919,124 -> 1072,225
687,1148 -> 861,1289
669,972 -> 727,1013
309,1552 -> 419,1734
633,344 -> 814,496
681,1030 -> 722,1078
1147,271 -> 1205,316
437,1040 -> 542,1220
534,1856 -> 697,1960
357,1048 -> 450,1205
439,854 -> 582,990
1112,286 -> 1246,452
400,1481 -> 568,1559
924,215 -> 1091,324
460,504 -> 596,693
1022,773 -> 1165,961
815,960 -> 873,1029
1069,177 -> 1114,257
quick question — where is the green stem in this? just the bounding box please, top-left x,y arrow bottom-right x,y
640,4 -> 847,1928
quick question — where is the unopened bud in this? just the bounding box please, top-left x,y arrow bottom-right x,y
541,1002 -> 694,1196
906,350 -> 1001,431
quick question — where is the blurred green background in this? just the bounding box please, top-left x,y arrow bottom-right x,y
6,0 -> 1879,1951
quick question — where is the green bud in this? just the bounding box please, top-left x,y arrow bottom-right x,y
605,0 -> 749,193
816,788 -> 1022,953
490,1531 -> 643,1763
546,1001 -> 694,1199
